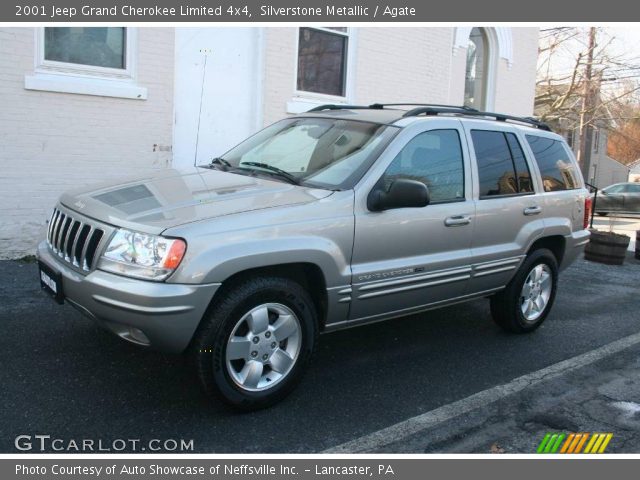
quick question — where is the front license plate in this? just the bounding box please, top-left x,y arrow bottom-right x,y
38,261 -> 64,304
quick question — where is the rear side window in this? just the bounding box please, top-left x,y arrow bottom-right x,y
505,133 -> 534,193
628,184 -> 640,193
525,135 -> 580,191
471,130 -> 534,198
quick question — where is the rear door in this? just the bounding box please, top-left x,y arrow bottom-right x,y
524,133 -> 586,234
463,122 -> 544,294
349,119 -> 475,321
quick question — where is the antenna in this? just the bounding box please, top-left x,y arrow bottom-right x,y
193,49 -> 211,166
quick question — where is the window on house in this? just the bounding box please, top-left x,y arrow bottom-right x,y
526,135 -> 580,191
44,27 -> 126,70
297,27 -> 348,97
382,130 -> 465,203
26,27 -> 145,100
593,128 -> 600,153
464,28 -> 488,110
566,129 -> 574,148
472,130 -> 534,198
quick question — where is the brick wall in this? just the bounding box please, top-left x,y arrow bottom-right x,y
262,27 -> 298,126
493,28 -> 539,116
0,27 -> 174,259
352,28 -> 453,105
262,27 -> 538,123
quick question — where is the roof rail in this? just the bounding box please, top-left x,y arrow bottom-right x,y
308,103 -> 477,112
306,103 -> 551,131
402,106 -> 551,131
307,104 -> 377,112
368,103 -> 479,111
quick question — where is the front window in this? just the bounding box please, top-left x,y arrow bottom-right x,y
297,27 -> 348,97
603,184 -> 626,194
382,130 -> 465,203
212,118 -> 397,190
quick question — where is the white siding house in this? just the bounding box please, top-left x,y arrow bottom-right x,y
0,27 -> 539,259
562,125 -> 630,188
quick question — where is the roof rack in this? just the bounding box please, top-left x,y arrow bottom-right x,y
308,103 -> 476,112
402,106 -> 551,131
307,104 -> 379,112
368,103 -> 479,111
306,103 -> 551,131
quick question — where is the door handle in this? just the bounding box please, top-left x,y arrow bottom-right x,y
523,206 -> 542,216
444,215 -> 471,227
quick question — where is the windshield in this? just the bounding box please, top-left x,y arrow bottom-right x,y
208,118 -> 397,190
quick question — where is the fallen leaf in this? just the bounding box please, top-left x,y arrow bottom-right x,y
490,443 -> 505,454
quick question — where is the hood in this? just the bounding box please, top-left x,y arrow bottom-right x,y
59,167 -> 333,234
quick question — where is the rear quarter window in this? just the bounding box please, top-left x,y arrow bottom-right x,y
525,135 -> 581,191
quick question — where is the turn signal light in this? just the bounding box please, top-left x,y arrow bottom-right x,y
162,239 -> 187,270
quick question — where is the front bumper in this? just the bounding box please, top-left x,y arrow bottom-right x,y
37,241 -> 220,353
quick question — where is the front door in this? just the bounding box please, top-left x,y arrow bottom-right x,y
350,121 -> 475,321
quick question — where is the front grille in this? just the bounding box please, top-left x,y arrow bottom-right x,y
47,208 -> 105,271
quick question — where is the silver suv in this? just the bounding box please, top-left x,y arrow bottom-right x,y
37,104 -> 591,410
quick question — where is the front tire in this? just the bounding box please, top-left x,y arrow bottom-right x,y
191,277 -> 318,411
490,249 -> 558,333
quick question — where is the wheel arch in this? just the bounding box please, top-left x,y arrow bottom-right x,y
527,235 -> 566,266
195,262 -> 329,340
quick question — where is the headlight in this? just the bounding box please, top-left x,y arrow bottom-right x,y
97,229 -> 187,281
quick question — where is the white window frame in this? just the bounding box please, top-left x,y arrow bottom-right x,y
288,27 -> 356,114
25,27 -> 147,100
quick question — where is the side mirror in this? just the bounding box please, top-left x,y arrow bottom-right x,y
367,178 -> 430,212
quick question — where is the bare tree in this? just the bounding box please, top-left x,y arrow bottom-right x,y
535,27 -> 640,167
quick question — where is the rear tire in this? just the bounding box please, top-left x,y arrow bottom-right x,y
490,249 -> 558,333
191,276 -> 318,411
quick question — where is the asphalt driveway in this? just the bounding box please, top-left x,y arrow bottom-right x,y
0,253 -> 639,453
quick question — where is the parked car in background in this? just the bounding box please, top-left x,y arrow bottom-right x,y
37,104 -> 591,410
593,182 -> 640,216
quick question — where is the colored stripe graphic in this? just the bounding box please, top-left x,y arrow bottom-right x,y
598,433 -> 613,453
537,433 -> 551,453
537,433 -> 612,454
560,433 -> 575,453
550,433 -> 565,453
576,433 -> 590,453
568,433 -> 585,453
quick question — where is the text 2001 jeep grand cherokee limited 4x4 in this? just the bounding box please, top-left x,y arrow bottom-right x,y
37,104 -> 591,410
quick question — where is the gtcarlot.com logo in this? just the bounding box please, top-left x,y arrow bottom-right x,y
15,435 -> 194,452
536,432 -> 613,454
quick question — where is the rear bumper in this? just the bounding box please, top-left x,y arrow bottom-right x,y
37,241 -> 219,353
561,229 -> 591,270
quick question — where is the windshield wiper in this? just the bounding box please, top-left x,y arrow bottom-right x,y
208,157 -> 232,170
238,162 -> 300,185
